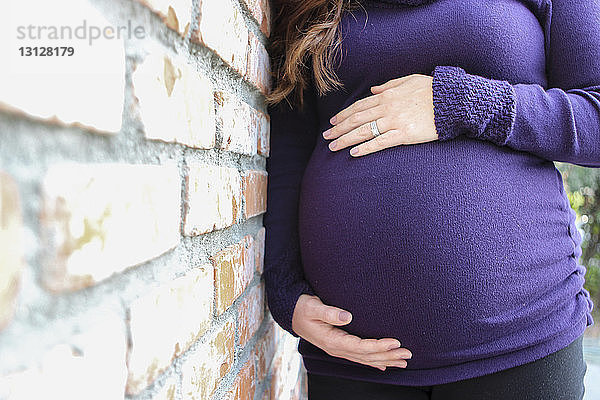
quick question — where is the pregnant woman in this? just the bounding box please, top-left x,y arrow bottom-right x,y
263,0 -> 598,398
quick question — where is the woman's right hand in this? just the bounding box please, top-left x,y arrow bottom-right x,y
292,294 -> 413,371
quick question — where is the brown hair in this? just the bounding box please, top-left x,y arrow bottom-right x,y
265,0 -> 364,110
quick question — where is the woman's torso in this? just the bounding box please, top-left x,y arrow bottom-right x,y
297,0 -> 592,369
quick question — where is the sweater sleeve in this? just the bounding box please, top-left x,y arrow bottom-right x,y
430,0 -> 600,168
263,79 -> 320,338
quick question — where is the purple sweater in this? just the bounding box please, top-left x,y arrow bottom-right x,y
264,0 -> 598,386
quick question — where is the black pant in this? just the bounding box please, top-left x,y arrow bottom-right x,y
307,334 -> 587,400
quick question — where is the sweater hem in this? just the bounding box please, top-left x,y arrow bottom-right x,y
299,313 -> 588,387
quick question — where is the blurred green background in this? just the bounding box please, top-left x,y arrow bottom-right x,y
556,162 -> 600,327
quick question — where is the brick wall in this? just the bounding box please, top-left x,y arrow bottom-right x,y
0,0 -> 308,399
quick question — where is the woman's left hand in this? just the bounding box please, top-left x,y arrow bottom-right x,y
323,73 -> 438,157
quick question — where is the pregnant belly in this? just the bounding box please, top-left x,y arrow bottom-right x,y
297,137 -> 580,368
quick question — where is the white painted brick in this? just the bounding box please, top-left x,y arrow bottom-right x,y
196,0 -> 249,75
0,172 -> 24,331
132,44 -> 216,149
237,282 -> 264,347
152,375 -> 178,400
40,162 -> 181,291
240,0 -> 271,37
254,107 -> 270,157
180,314 -> 235,399
254,320 -> 277,381
136,0 -> 192,36
245,30 -> 272,95
0,0 -> 125,134
270,334 -> 303,400
126,264 -> 214,395
183,163 -> 242,236
210,235 -> 255,315
254,227 -> 265,274
0,312 -> 127,400
215,91 -> 257,156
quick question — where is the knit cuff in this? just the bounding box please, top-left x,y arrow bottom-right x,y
432,65 -> 517,146
271,280 -> 316,338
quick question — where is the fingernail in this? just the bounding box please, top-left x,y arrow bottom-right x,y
350,148 -> 358,156
339,311 -> 351,321
329,142 -> 337,151
406,352 -> 413,359
330,116 -> 337,124
388,341 -> 401,350
322,129 -> 331,138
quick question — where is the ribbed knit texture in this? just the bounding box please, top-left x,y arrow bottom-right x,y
432,65 -> 517,146
264,0 -> 599,386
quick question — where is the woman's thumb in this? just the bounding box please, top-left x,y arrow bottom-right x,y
319,305 -> 353,325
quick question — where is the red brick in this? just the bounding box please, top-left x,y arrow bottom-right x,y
0,172 -> 23,331
245,30 -> 272,95
224,357 -> 255,400
210,235 -> 255,315
254,107 -> 270,157
242,170 -> 268,219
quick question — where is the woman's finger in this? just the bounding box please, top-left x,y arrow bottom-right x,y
324,103 -> 386,141
350,129 -> 403,157
299,301 -> 413,371
328,93 -> 382,126
311,326 -> 411,371
354,347 -> 413,363
359,359 -> 408,370
309,302 -> 353,326
337,352 -> 408,370
348,336 -> 411,358
370,74 -> 415,93
328,329 -> 403,355
326,108 -> 395,152
327,119 -> 382,152
342,354 -> 389,371
335,349 -> 411,370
